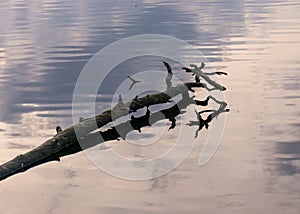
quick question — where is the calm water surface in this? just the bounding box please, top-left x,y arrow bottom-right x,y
0,0 -> 300,213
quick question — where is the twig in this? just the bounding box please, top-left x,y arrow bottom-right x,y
182,63 -> 226,91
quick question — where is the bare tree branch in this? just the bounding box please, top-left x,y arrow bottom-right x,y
182,63 -> 226,91
0,82 -> 205,181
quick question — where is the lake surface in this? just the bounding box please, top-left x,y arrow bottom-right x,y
0,0 -> 300,213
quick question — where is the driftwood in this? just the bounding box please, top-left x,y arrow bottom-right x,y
0,61 -> 228,181
182,62 -> 227,91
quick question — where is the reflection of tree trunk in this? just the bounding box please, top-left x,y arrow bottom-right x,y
0,61 -> 229,181
0,82 -> 205,181
187,96 -> 230,138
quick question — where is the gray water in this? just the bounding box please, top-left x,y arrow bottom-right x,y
0,0 -> 300,213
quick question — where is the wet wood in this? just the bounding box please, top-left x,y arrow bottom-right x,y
0,82 -> 205,181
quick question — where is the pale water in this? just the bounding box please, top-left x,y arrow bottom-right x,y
0,0 -> 299,213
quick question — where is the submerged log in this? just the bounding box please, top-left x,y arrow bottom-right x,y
0,61 -> 229,181
0,82 -> 205,181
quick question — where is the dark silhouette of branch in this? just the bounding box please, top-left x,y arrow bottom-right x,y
127,75 -> 140,90
163,61 -> 173,88
0,81 -> 205,181
182,62 -> 226,91
168,117 -> 176,131
187,96 -> 229,138
0,62 -> 228,182
205,71 -> 227,76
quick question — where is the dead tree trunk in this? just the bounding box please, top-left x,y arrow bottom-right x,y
0,82 -> 205,181
0,61 -> 229,182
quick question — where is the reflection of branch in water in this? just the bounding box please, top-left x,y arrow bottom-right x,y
195,96 -> 210,106
187,96 -> 230,138
0,62 -> 228,181
195,75 -> 200,83
83,97 -> 188,145
0,81 -> 205,181
127,75 -> 140,90
85,94 -> 212,144
168,117 -> 176,131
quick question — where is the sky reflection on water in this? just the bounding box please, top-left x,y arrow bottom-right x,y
0,0 -> 300,213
